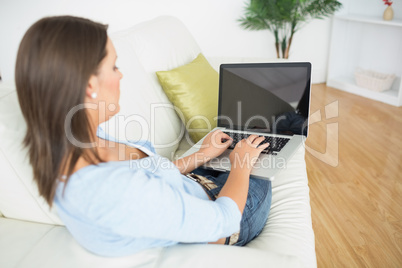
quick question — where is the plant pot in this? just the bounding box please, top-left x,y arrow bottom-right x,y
383,6 -> 394,21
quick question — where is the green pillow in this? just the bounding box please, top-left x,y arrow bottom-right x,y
156,53 -> 218,143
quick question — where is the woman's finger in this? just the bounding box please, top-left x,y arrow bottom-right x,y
253,136 -> 266,143
221,132 -> 231,139
246,135 -> 266,146
258,142 -> 270,149
245,134 -> 259,144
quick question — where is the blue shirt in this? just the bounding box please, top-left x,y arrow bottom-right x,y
54,127 -> 241,257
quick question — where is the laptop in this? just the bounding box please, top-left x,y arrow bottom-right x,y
184,62 -> 312,180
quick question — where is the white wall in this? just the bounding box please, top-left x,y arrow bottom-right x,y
0,0 -> 335,83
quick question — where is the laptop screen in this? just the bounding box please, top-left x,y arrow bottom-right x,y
217,62 -> 311,137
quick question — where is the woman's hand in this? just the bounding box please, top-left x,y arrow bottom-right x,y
199,130 -> 233,160
229,135 -> 269,172
173,130 -> 231,174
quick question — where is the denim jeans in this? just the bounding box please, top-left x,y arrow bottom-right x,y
191,167 -> 272,246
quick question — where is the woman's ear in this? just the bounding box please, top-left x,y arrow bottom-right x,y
86,75 -> 99,99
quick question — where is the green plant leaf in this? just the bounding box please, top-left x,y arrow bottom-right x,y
238,0 -> 342,58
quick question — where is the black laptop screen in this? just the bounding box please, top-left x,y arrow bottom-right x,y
217,62 -> 311,137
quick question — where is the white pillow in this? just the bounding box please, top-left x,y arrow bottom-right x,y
105,16 -> 203,159
101,32 -> 185,159
0,88 -> 63,224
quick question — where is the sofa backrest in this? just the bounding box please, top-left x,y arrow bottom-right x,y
0,84 -> 64,224
0,16 -> 201,224
102,16 -> 201,159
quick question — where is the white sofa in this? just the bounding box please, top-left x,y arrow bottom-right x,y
0,16 -> 316,268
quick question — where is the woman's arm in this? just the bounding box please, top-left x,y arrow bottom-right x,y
173,130 -> 232,174
217,135 -> 268,213
66,166 -> 243,244
175,132 -> 269,214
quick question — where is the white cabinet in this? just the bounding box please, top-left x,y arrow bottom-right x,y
327,1 -> 402,107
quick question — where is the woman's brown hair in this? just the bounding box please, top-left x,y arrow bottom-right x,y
15,16 -> 108,206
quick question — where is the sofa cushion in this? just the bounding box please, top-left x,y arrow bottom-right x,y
0,88 -> 63,225
100,35 -> 181,159
247,146 -> 316,267
156,53 -> 219,143
0,217 -> 302,268
105,16 -> 203,159
120,16 -> 202,76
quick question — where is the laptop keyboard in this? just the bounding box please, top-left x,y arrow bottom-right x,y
222,131 -> 290,155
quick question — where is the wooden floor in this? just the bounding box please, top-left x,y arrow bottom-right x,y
305,84 -> 402,267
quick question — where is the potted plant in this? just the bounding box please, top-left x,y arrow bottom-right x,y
239,0 -> 342,59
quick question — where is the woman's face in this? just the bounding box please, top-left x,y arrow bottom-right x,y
92,37 -> 123,122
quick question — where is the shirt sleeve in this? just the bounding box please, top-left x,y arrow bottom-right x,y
70,167 -> 241,243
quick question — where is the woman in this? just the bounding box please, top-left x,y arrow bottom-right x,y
15,16 -> 272,256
